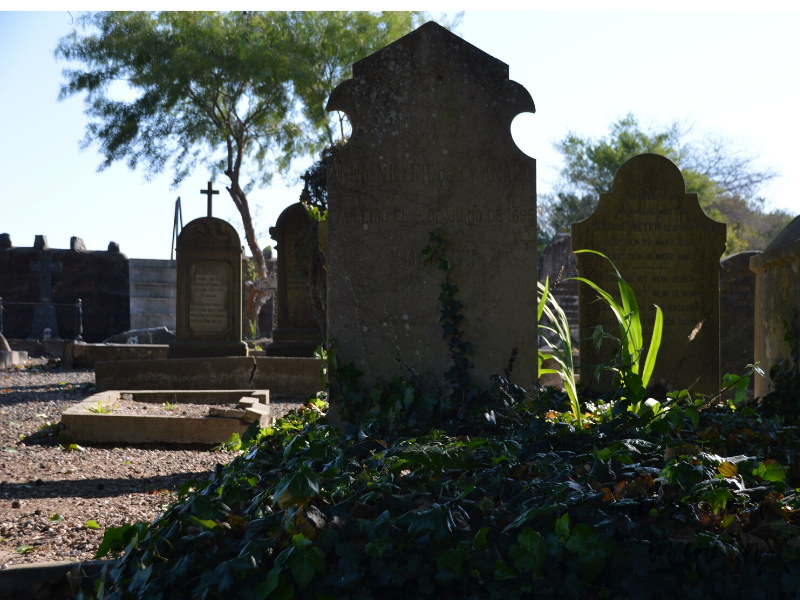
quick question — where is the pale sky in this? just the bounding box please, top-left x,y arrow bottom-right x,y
2,11 -> 798,259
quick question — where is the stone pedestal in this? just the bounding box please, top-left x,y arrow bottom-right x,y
750,215 -> 800,398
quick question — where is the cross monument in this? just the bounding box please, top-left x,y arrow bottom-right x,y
201,181 -> 219,217
30,252 -> 62,303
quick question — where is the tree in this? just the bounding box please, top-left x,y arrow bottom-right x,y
55,11 -> 429,332
539,113 -> 790,256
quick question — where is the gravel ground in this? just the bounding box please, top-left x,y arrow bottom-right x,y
0,358 -> 306,568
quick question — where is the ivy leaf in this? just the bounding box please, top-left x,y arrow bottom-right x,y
555,513 -> 570,542
700,488 -> 734,513
288,546 -> 325,590
507,527 -> 545,575
50,513 -> 65,523
564,523 -> 609,582
684,405 -> 700,428
718,461 -> 738,478
494,560 -> 517,581
755,461 -> 786,482
85,519 -> 100,530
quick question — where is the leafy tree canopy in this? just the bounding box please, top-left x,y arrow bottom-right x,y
539,114 -> 791,256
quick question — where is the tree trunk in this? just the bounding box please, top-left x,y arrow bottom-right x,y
225,178 -> 269,340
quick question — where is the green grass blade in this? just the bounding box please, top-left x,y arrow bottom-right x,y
537,278 -> 549,322
641,305 -> 663,389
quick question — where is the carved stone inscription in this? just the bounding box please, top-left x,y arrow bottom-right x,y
572,154 -> 726,395
188,262 -> 230,335
325,23 -> 537,393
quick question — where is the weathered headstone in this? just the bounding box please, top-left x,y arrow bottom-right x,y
70,236 -> 87,252
168,185 -> 247,358
0,233 -> 11,249
265,203 -> 322,356
539,234 -> 579,344
750,215 -> 800,398
720,251 -> 759,388
572,154 -> 726,395
28,251 -> 62,339
325,22 -> 537,396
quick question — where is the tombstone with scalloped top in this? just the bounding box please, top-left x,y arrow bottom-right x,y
325,22 -> 537,412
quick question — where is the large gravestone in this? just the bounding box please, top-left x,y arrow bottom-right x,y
572,154 -> 726,395
720,251 -> 759,388
539,234 -> 579,344
750,215 -> 800,398
168,211 -> 248,358
264,203 -> 322,357
325,22 -> 537,393
28,251 -> 62,339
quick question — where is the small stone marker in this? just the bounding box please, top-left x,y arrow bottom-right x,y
720,251 -> 759,389
572,154 -> 726,395
265,203 -> 322,357
70,236 -> 87,252
29,251 -> 62,340
750,215 -> 800,398
168,183 -> 247,358
539,234 -> 580,344
325,22 -> 537,395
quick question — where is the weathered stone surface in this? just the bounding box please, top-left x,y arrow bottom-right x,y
105,327 -> 175,344
67,342 -> 168,368
265,203 -> 323,357
0,333 -> 10,352
720,251 -> 759,387
572,154 -> 726,394
750,215 -> 800,398
168,217 -> 247,358
94,356 -> 323,395
539,234 -> 579,344
0,243 -> 129,342
107,241 -> 120,253
33,235 -> 48,250
70,237 -> 87,252
325,22 -> 537,393
0,233 -> 11,249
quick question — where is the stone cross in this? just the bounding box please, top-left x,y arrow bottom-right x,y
201,181 -> 219,218
30,252 -> 62,303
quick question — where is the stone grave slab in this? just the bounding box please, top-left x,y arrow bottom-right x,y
572,153 -> 726,395
720,251 -> 759,390
168,212 -> 248,358
751,215 -> 800,397
61,389 -> 269,444
325,22 -> 537,395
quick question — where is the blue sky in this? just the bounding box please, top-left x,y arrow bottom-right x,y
2,11 -> 798,259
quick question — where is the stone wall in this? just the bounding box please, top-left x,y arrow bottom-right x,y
0,235 -> 129,342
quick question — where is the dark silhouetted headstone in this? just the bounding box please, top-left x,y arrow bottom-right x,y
720,251 -> 759,387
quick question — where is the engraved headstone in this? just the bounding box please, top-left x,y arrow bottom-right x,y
326,23 -> 537,398
750,215 -> 800,397
539,234 -> 579,344
572,154 -> 726,395
264,203 -> 322,357
168,200 -> 248,358
720,251 -> 759,389
28,251 -> 62,340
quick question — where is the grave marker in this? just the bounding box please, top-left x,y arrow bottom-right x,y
265,203 -> 322,357
29,251 -> 62,339
750,215 -> 800,397
572,154 -> 726,395
720,251 -> 759,390
168,183 -> 247,358
325,23 -> 538,394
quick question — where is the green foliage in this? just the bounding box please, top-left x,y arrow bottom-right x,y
84,400 -> 118,414
539,113 -> 790,256
571,249 -> 663,408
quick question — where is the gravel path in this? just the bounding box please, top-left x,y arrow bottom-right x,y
0,358 -> 306,568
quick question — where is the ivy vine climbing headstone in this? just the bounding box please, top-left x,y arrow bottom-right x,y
325,22 -> 538,402
572,154 -> 727,395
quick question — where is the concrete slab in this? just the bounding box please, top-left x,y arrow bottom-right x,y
61,389 -> 270,444
95,356 -> 323,396
0,559 -> 109,598
0,350 -> 28,368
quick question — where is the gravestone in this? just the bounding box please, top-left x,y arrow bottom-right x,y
750,215 -> 800,398
572,154 -> 726,395
720,251 -> 759,389
168,183 -> 248,358
325,22 -> 537,394
28,251 -> 62,339
264,203 -> 322,356
539,234 -> 579,344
